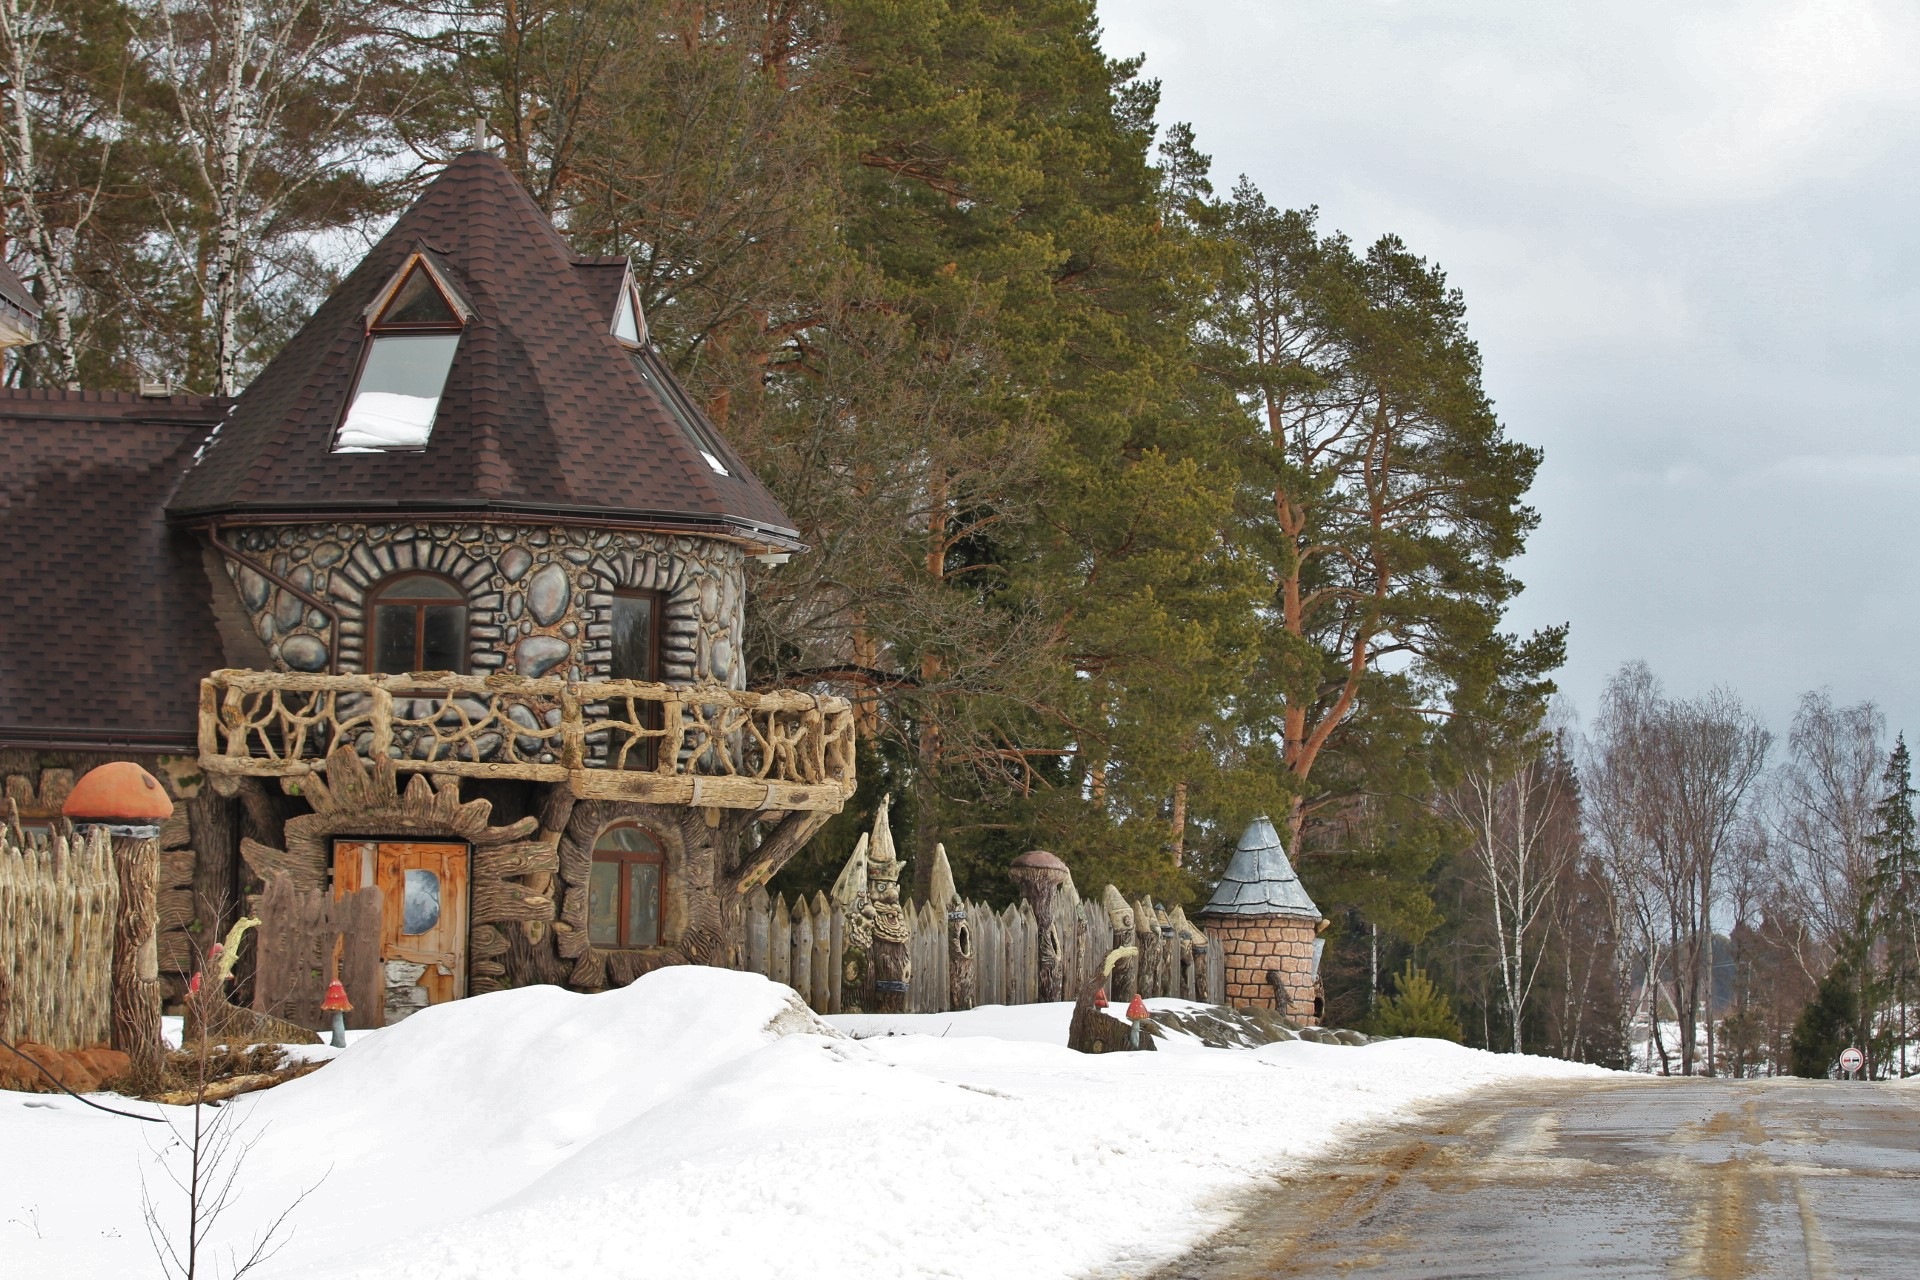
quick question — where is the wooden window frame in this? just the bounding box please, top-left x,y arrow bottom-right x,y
610,589 -> 664,769
609,589 -> 663,682
363,253 -> 472,334
368,571 -> 469,674
590,822 -> 666,950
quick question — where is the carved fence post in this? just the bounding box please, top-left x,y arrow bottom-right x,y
929,844 -> 974,1011
1008,850 -> 1072,1002
866,797 -> 911,1014
63,764 -> 175,1090
1102,886 -> 1137,999
831,832 -> 870,1013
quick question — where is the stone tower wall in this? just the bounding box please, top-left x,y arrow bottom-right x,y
1201,913 -> 1320,1021
215,521 -> 746,688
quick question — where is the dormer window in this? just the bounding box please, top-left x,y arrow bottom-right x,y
333,252 -> 471,454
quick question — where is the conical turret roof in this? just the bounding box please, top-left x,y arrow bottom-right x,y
1199,815 -> 1321,919
169,152 -> 797,548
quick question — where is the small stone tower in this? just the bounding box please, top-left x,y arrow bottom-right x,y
1197,816 -> 1323,1020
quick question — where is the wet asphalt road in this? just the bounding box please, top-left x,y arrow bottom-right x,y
1152,1077 -> 1920,1279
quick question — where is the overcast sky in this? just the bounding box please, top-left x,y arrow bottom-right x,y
1098,0 -> 1920,740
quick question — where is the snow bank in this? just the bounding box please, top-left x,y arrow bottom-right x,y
832,996 -> 1228,1051
0,969 -> 1605,1279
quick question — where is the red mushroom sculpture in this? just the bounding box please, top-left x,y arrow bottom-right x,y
321,979 -> 353,1049
1126,992 -> 1150,1049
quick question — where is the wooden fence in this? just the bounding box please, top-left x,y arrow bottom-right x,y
742,879 -> 1226,1015
0,824 -> 118,1050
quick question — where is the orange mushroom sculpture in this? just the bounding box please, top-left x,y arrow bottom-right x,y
61,761 -> 174,833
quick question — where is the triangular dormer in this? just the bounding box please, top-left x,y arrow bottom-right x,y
333,248 -> 474,453
363,250 -> 472,330
610,274 -> 646,346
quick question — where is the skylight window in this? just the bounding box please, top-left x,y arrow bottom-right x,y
334,334 -> 461,451
631,349 -> 731,476
333,251 -> 469,453
612,285 -> 642,344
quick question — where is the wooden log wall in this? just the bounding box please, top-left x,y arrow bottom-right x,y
738,877 -> 1216,1016
0,825 -> 118,1051
252,874 -> 384,1031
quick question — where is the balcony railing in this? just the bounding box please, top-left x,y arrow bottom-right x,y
197,670 -> 856,813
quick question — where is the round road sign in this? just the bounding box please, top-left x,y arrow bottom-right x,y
1839,1046 -> 1864,1074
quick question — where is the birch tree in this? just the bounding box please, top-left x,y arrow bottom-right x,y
1769,691 -> 1884,965
1447,736 -> 1582,1054
0,0 -> 124,385
145,0 -> 405,392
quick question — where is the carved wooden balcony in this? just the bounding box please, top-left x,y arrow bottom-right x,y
197,670 -> 856,813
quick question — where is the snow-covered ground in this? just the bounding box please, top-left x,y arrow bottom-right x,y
2,969 -> 1607,1279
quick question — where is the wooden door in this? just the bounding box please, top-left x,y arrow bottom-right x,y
332,839 -> 469,1017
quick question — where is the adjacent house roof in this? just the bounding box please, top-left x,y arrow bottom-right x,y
0,391 -> 228,751
1199,816 -> 1322,919
0,259 -> 41,349
168,151 -> 799,549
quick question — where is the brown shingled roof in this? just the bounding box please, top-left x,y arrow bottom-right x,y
0,390 -> 227,750
168,152 -> 799,547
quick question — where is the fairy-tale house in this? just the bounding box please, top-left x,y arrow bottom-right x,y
1196,816 -> 1324,1020
0,152 -> 855,1027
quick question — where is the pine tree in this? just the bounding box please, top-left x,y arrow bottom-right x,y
1790,953 -> 1859,1078
1866,735 -> 1919,1076
1372,961 -> 1463,1042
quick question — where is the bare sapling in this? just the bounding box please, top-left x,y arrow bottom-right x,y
142,915 -> 323,1280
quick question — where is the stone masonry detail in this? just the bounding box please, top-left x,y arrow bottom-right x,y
217,522 -> 747,689
1209,915 -> 1319,1019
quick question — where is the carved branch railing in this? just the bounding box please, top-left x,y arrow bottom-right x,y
198,670 -> 856,813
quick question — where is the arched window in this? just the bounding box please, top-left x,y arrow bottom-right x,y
588,822 -> 664,949
370,573 -> 467,674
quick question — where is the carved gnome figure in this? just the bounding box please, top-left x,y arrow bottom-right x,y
866,795 -> 912,1013
831,831 -> 873,1012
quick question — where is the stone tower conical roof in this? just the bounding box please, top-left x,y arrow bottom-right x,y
1199,815 -> 1322,919
168,152 -> 797,548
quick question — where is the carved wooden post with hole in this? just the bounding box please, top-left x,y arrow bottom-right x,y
1008,850 -> 1072,1003
64,763 -> 175,1091
928,843 -> 974,1011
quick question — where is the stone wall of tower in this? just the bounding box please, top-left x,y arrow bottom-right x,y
214,521 -> 747,688
1199,913 -> 1320,1021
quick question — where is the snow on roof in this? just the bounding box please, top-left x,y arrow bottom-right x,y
1201,815 -> 1322,919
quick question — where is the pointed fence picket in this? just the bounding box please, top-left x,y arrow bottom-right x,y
0,825 -> 117,1050
734,870 -> 1216,1017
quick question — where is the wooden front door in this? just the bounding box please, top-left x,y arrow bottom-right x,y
332,839 -> 469,1020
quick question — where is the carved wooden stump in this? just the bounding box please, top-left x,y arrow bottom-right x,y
1066,971 -> 1155,1054
110,834 -> 165,1088
1009,851 -> 1072,1003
